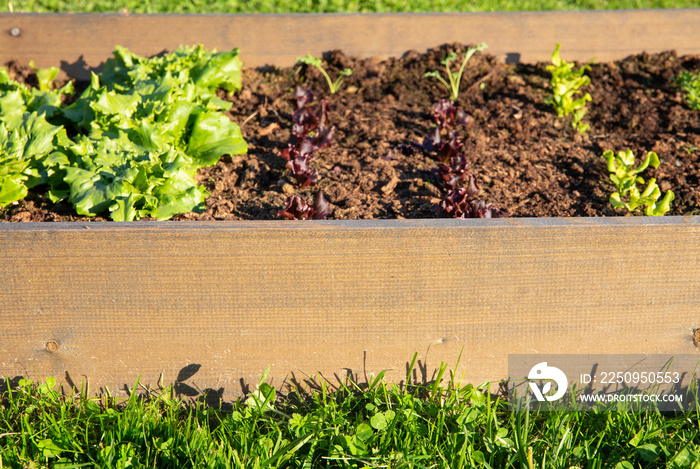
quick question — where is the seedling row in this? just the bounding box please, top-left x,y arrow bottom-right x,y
1,43 -> 699,222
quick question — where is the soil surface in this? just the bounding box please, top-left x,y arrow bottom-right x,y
3,44 -> 700,222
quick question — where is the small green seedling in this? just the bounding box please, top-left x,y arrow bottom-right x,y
675,70 -> 700,111
423,43 -> 488,102
603,149 -> 675,216
545,44 -> 592,132
296,54 -> 352,94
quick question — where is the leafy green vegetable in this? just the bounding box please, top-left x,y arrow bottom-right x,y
0,45 -> 248,220
423,43 -> 487,102
675,70 -> 700,111
545,44 -> 592,132
603,149 -> 675,216
0,69 -> 71,207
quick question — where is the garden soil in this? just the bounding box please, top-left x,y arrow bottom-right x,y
3,44 -> 700,222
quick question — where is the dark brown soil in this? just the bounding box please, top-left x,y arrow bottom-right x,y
3,44 -> 700,222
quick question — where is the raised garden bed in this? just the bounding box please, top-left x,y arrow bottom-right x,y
1,11 -> 700,400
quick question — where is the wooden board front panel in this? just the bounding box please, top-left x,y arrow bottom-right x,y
1,218 -> 699,398
2,10 -> 700,80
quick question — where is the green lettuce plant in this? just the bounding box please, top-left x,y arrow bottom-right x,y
423,43 -> 487,102
0,66 -> 73,208
296,54 -> 352,94
0,45 -> 248,221
603,149 -> 674,216
545,44 -> 592,132
675,70 -> 700,111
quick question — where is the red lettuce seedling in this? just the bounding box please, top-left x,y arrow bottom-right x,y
420,101 -> 507,218
284,155 -> 318,188
424,129 -> 464,164
420,45 -> 505,218
431,99 -> 471,129
432,153 -> 507,218
280,86 -> 336,188
278,190 -> 331,220
435,186 -> 507,219
421,100 -> 472,164
437,155 -> 472,190
289,87 -> 332,146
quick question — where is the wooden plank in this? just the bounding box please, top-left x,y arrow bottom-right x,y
2,217 -> 699,398
2,10 -> 700,81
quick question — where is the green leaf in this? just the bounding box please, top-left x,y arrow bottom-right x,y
37,438 -> 65,458
603,149 -> 674,216
0,176 -> 28,208
147,186 -> 207,221
548,44 -> 591,132
635,150 -> 660,174
370,412 -> 388,431
0,90 -> 26,129
193,48 -> 243,93
670,447 -> 691,467
0,113 -> 66,207
355,423 -> 374,442
441,52 -> 457,66
64,164 -> 139,217
296,53 -> 351,94
296,54 -> 323,68
21,112 -> 63,157
343,435 -> 368,457
610,192 -> 625,209
186,111 -> 247,167
30,61 -> 60,92
472,450 -> 486,463
645,189 -> 675,216
457,407 -> 479,425
245,382 -> 276,413
628,429 -> 643,447
109,193 -> 140,221
637,444 -> 660,462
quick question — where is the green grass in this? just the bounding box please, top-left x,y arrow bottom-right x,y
6,0 -> 700,13
3,363 -> 700,468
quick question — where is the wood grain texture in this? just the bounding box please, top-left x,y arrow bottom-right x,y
2,217 -> 699,398
1,10 -> 700,80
